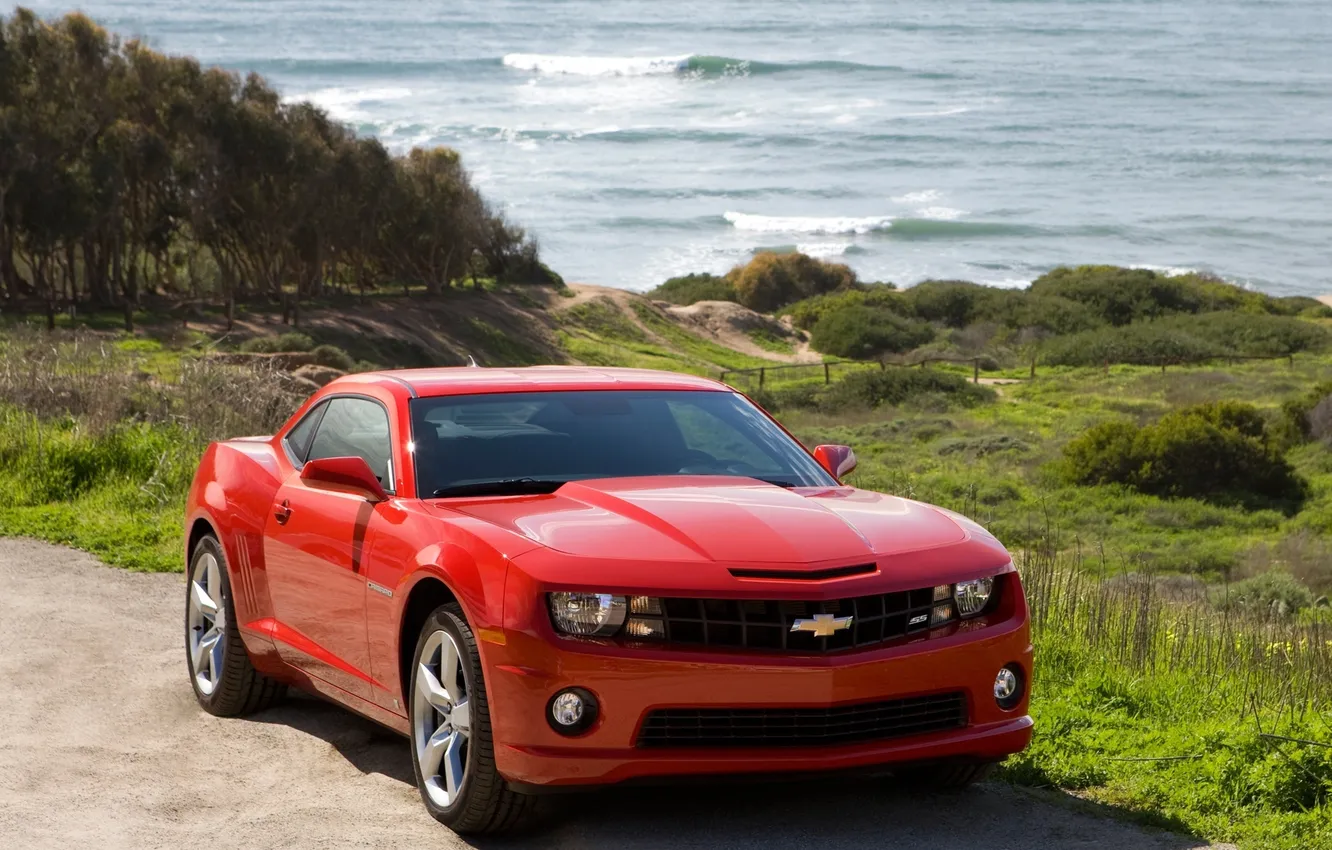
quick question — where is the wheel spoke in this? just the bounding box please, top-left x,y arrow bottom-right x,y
208,632 -> 224,682
442,732 -> 466,798
195,628 -> 220,675
191,581 -> 218,618
450,698 -> 471,735
439,639 -> 462,703
204,556 -> 224,614
420,725 -> 452,779
416,662 -> 452,712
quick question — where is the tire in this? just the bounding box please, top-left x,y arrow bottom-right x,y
409,603 -> 537,835
899,761 -> 995,791
185,534 -> 285,716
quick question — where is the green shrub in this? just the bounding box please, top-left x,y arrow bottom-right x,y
1215,572 -> 1316,618
646,273 -> 736,305
1041,322 -> 1217,367
1061,402 -> 1308,512
809,306 -> 935,359
1170,312 -> 1329,356
821,367 -> 995,410
276,332 -> 315,352
784,284 -> 902,330
1031,265 -> 1203,326
1276,381 -> 1332,446
725,252 -> 858,312
310,344 -> 355,371
238,336 -> 282,354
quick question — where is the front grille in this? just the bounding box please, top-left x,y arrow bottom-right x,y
656,586 -> 941,653
637,692 -> 967,748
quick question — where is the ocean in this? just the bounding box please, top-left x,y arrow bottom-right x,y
25,0 -> 1332,295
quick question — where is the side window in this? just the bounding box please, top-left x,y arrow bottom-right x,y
283,402 -> 326,465
306,397 -> 394,490
667,400 -> 783,473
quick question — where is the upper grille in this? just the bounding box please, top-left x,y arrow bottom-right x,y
655,586 -> 941,653
638,692 -> 967,748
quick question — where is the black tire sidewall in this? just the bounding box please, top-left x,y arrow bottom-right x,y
184,535 -> 237,710
410,605 -> 485,823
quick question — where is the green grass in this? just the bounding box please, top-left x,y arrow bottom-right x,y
629,301 -> 775,371
747,327 -> 796,355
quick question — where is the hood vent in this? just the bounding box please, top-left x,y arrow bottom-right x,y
728,562 -> 876,581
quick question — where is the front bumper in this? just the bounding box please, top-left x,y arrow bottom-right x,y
487,570 -> 1034,788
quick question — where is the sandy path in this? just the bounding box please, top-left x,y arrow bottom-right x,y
0,539 -> 1227,850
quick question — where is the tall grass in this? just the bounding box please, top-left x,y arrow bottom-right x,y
0,328 -> 305,570
1017,551 -> 1332,848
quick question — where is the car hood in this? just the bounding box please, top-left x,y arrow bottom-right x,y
427,475 -> 983,564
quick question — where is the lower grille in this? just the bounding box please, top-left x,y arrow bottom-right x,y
637,692 -> 967,748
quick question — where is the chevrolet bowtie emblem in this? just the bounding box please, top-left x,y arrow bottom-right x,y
789,613 -> 854,637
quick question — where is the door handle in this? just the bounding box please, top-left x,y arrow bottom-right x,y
274,499 -> 292,525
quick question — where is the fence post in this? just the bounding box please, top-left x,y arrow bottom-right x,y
1030,350 -> 1037,379
824,362 -> 830,384
973,359 -> 979,384
759,367 -> 765,388
1289,354 -> 1295,368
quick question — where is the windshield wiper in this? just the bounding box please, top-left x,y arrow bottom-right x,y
432,478 -> 566,498
752,476 -> 799,488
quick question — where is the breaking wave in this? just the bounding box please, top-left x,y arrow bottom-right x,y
501,53 -> 897,78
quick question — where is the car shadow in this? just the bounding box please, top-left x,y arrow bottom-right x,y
248,694 -> 1207,850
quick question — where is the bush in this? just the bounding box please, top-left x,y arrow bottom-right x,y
784,284 -> 902,330
1031,265 -> 1203,326
646,273 -> 736,305
309,344 -> 355,372
239,332 -> 314,354
1275,381 -> 1332,446
1061,402 -> 1308,512
809,306 -> 935,359
725,252 -> 858,312
1215,572 -> 1316,618
1041,323 -> 1217,367
821,367 -> 995,410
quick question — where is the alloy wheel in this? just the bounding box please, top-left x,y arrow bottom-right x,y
187,551 -> 225,695
413,629 -> 472,808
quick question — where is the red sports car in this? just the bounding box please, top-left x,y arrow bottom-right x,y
184,366 -> 1032,833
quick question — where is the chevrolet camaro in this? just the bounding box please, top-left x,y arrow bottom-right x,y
183,366 -> 1033,833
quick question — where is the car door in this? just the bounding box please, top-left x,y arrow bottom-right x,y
263,395 -> 396,700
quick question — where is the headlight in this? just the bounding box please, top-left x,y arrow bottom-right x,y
547,592 -> 628,636
954,577 -> 995,617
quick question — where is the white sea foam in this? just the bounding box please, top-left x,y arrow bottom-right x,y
914,206 -> 967,221
1130,263 -> 1204,277
795,242 -> 853,258
891,189 -> 942,204
502,53 -> 691,76
724,212 -> 894,234
302,86 -> 413,121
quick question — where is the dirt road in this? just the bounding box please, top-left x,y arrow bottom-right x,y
0,539 -> 1226,849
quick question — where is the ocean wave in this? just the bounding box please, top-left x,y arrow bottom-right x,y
892,189 -> 942,204
501,53 -> 898,78
724,212 -> 894,234
915,206 -> 968,221
1130,264 -> 1205,278
884,219 -> 1042,239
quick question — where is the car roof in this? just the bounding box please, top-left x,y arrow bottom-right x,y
328,366 -> 733,399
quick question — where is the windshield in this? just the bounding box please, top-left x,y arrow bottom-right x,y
410,390 -> 836,497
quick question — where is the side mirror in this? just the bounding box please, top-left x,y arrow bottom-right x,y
813,444 -> 857,479
301,456 -> 389,502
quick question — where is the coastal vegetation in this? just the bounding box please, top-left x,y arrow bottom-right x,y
0,8 -> 554,333
1,11 -> 1331,846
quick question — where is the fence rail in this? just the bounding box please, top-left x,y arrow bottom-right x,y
719,350 -> 1302,388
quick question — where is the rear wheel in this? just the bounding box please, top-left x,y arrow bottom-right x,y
409,603 -> 537,834
185,534 -> 285,716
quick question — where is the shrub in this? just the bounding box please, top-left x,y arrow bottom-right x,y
309,344 -> 355,372
1040,322 -> 1217,367
725,252 -> 858,312
1275,381 -> 1332,446
784,284 -> 902,330
1031,265 -> 1203,326
809,306 -> 935,359
821,367 -> 995,410
238,336 -> 282,354
1215,572 -> 1316,618
1061,402 -> 1308,512
276,332 -> 315,352
646,273 -> 736,305
1169,312 -> 1329,356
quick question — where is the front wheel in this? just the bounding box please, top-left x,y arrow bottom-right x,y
185,535 -> 284,716
409,603 -> 537,834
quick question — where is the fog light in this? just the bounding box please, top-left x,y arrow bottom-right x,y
550,692 -> 583,727
994,665 -> 1024,710
546,688 -> 599,736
